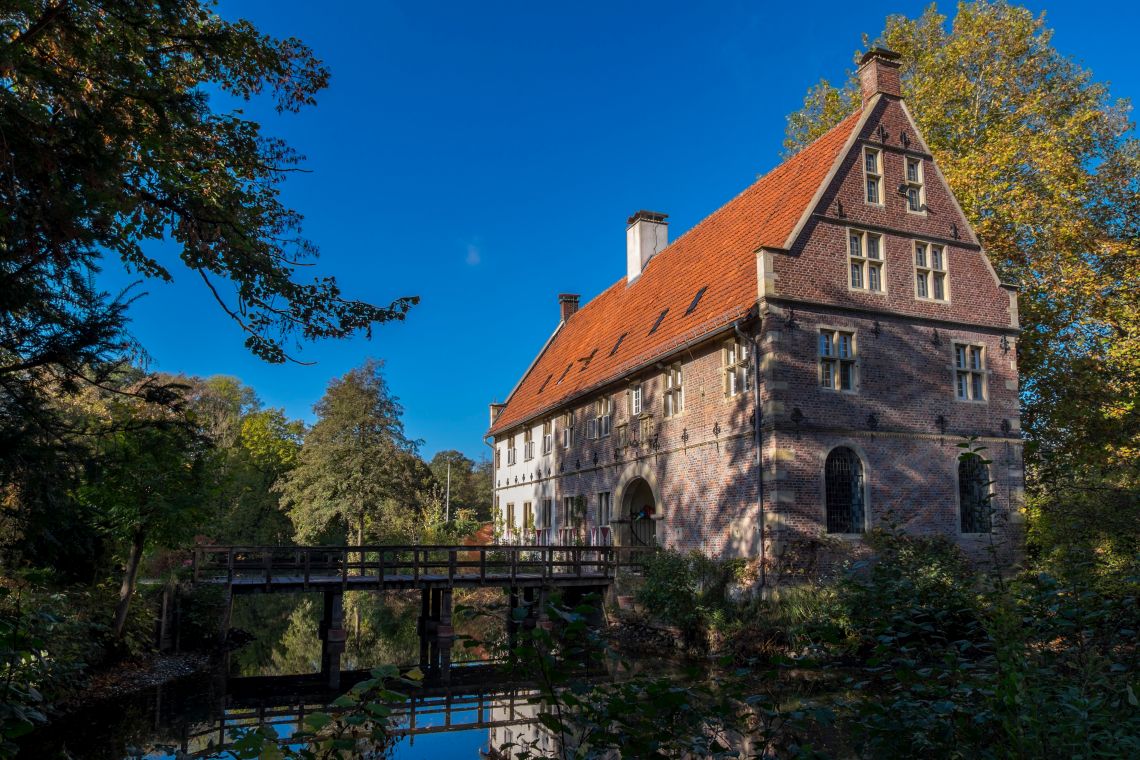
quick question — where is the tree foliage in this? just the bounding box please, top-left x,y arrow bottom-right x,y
0,0 -> 418,499
782,2 -> 1140,505
277,359 -> 431,544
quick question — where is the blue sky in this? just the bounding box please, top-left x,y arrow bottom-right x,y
103,1 -> 1140,460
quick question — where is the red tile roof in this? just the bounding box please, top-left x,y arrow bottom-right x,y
488,110 -> 862,436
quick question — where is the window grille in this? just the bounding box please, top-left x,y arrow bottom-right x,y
959,455 -> 992,533
825,447 -> 865,534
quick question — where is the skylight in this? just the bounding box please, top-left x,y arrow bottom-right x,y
610,332 -> 628,357
579,348 -> 598,371
648,308 -> 669,335
685,286 -> 708,315
538,373 -> 553,393
557,363 -> 572,384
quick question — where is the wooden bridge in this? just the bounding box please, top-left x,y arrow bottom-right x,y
186,543 -> 636,689
190,543 -> 626,592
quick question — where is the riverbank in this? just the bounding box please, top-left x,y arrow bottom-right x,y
54,651 -> 213,716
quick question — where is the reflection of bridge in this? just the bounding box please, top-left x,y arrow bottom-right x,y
187,544 -> 631,688
175,663 -> 541,757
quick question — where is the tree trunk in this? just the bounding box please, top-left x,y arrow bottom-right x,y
113,528 -> 146,640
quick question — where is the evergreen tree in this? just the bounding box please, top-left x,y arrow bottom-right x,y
277,359 -> 423,544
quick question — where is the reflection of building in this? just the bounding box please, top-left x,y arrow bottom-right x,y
487,50 -> 1023,572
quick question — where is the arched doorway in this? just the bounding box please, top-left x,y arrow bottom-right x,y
622,477 -> 657,549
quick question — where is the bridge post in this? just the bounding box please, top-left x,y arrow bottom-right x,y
438,588 -> 454,683
521,587 -> 536,630
418,587 -> 430,667
318,589 -> 346,690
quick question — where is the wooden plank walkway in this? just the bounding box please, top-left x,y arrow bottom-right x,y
191,543 -> 635,595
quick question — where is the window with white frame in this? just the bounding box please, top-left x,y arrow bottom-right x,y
595,491 -> 613,545
523,428 -> 534,460
849,229 -> 884,292
539,498 -> 555,531
560,412 -> 574,448
664,363 -> 684,416
864,147 -> 882,205
587,397 -> 612,439
630,383 -> 643,416
542,419 -> 553,454
506,434 -> 517,465
597,491 -> 612,526
723,339 -> 751,397
819,329 -> 857,391
954,343 -> 986,401
915,241 -> 948,301
905,156 -> 925,212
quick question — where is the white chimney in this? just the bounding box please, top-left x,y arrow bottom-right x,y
626,210 -> 668,283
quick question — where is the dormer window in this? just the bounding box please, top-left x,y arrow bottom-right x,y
863,147 -> 882,205
905,157 -> 925,212
849,229 -> 884,293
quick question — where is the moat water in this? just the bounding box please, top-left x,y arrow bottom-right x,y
21,590 -> 540,759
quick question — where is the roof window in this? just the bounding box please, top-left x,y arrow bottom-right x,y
610,332 -> 628,357
685,286 -> 708,315
648,308 -> 669,335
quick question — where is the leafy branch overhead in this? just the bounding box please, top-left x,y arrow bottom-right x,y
0,0 -> 418,366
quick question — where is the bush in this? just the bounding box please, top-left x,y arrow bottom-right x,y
634,549 -> 744,646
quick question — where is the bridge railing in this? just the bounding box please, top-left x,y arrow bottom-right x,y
190,544 -> 640,588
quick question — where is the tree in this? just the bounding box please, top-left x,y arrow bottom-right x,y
73,376 -> 209,639
182,376 -> 303,544
277,359 -> 424,544
0,0 -> 418,481
428,450 -> 493,522
782,2 -> 1140,504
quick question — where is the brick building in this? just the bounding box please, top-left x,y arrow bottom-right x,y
486,49 -> 1024,579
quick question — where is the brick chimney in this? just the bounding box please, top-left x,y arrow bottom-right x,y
626,210 -> 668,283
858,48 -> 902,108
558,293 -> 580,321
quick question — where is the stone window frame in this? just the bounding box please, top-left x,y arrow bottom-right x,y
663,361 -> 684,417
952,342 -> 988,403
819,444 -> 872,538
541,419 -> 553,455
914,240 -> 950,303
523,427 -> 535,461
905,156 -> 926,214
722,338 -> 751,398
847,228 -> 886,295
863,146 -> 883,206
818,326 -> 859,393
560,411 -> 574,448
506,433 -> 517,466
522,501 -> 533,534
587,396 -> 612,439
505,502 -> 515,537
629,381 -> 643,417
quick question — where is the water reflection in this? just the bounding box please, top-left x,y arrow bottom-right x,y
22,591 -> 540,759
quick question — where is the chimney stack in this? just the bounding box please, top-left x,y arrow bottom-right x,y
857,48 -> 902,108
626,210 -> 668,283
489,403 -> 505,427
558,293 -> 580,322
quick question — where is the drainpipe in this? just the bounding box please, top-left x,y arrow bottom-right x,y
734,320 -> 766,590
483,434 -> 496,542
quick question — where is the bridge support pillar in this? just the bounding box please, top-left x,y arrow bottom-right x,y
522,587 -> 537,630
318,589 -> 346,690
537,587 -> 553,631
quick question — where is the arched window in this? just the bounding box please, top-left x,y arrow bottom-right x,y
959,455 -> 991,533
825,447 -> 865,534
